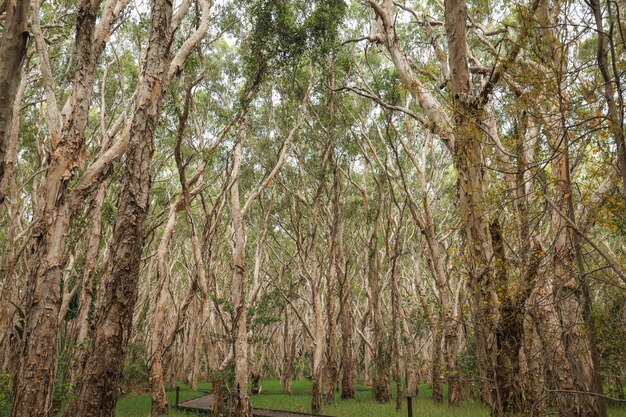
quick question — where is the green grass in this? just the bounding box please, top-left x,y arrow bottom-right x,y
249,379 -> 486,417
115,379 -> 626,417
115,382 -> 211,417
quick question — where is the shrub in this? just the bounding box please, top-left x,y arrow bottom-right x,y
0,371 -> 12,417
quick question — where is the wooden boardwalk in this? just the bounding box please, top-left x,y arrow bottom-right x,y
176,393 -> 215,413
176,393 -> 333,417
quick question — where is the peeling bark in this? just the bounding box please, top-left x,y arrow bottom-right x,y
63,0 -> 173,414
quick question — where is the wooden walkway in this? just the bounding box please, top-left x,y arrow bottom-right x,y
176,393 -> 215,413
175,393 -> 333,417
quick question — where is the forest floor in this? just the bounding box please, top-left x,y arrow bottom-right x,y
115,379 -> 626,417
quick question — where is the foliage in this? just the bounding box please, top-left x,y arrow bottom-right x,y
122,342 -> 149,394
0,372 -> 11,417
209,361 -> 236,417
242,0 -> 346,90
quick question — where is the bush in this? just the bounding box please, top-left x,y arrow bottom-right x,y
0,371 -> 12,417
123,342 -> 149,393
209,361 -> 235,417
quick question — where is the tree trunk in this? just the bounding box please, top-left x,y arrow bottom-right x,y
536,3 -> 608,413
338,255 -> 354,399
10,2 -> 111,414
548,124 -> 607,417
0,66 -> 27,367
588,0 -> 626,209
230,133 -> 252,417
149,198 -> 178,417
282,309 -> 295,395
367,204 -> 390,403
311,276 -> 324,414
323,162 -> 341,405
0,0 -> 29,203
431,329 -> 443,403
389,207 -> 403,411
442,0 -> 503,411
63,0 -> 173,414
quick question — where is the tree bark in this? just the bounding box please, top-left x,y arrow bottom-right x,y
10,1 -> 115,414
281,308 -> 295,395
230,129 -> 252,417
367,201 -> 390,403
0,0 -> 29,204
536,3 -> 608,414
0,66 -> 27,364
311,268 -> 325,414
149,197 -> 180,417
338,225 -> 354,399
63,0 -> 173,414
323,162 -> 341,405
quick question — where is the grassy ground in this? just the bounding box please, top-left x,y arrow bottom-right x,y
249,379 -> 486,417
115,379 -> 487,417
115,379 -> 626,417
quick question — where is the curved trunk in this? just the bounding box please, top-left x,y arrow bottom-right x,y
63,0 -> 173,414
10,0 -> 124,414
11,3 -> 103,415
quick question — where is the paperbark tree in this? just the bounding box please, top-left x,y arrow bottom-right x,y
588,0 -> 626,209
0,0 -> 29,204
230,126 -> 253,417
336,166 -> 354,400
10,1 -> 125,414
323,88 -> 339,406
63,0 -> 174,414
535,3 -> 608,415
228,96 -> 305,416
365,0 -> 542,414
367,191 -> 391,403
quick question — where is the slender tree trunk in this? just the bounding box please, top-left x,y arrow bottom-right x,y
0,0 -> 29,203
410,254 -> 441,402
367,204 -> 390,403
338,250 -> 354,399
282,308 -> 295,395
431,329 -> 443,403
323,162 -> 341,405
400,307 -> 419,398
149,197 -> 179,417
388,205 -> 403,411
63,0 -> 173,414
0,67 -> 27,363
311,272 -> 325,414
363,328 -> 372,386
230,132 -> 252,417
67,180 -> 109,385
588,0 -> 626,209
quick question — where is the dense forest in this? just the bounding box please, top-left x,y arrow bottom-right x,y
0,0 -> 625,416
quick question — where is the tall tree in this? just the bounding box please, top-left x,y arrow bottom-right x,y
63,0 -> 174,413
0,0 -> 29,203
10,1 -> 125,414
